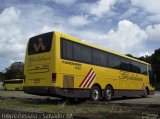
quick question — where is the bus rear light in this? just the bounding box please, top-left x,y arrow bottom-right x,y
52,73 -> 56,83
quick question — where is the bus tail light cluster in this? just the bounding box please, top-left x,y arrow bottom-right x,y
52,73 -> 56,83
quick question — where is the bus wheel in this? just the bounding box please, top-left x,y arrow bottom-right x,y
104,86 -> 113,101
142,88 -> 148,98
90,86 -> 100,101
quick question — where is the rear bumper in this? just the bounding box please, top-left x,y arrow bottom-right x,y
23,86 -> 90,98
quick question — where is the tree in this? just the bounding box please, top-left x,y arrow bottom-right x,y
150,48 -> 160,82
0,72 -> 5,81
126,54 -> 136,58
5,62 -> 24,80
136,48 -> 160,83
138,55 -> 151,64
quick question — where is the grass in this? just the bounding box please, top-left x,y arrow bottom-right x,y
0,98 -> 110,113
0,90 -> 156,119
0,90 -> 111,115
0,98 -> 112,119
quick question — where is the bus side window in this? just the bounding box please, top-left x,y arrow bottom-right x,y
61,38 -> 73,60
131,61 -> 140,73
73,43 -> 92,64
109,55 -> 121,69
140,64 -> 147,75
93,49 -> 109,67
120,58 -> 131,71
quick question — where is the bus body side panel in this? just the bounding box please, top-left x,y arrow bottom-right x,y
54,34 -> 154,98
56,35 -> 154,97
4,83 -> 23,90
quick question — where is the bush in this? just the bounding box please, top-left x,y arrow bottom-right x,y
155,83 -> 160,91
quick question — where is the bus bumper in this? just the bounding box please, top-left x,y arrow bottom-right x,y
23,86 -> 90,98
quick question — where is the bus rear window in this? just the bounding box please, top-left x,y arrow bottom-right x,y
28,32 -> 53,55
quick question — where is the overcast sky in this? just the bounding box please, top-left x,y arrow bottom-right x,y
0,0 -> 160,71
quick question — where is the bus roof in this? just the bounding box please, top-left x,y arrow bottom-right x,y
4,79 -> 24,81
55,31 -> 149,65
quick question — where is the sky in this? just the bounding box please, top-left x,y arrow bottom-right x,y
0,0 -> 160,71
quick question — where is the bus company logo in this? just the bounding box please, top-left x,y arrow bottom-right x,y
79,68 -> 96,88
119,71 -> 142,81
33,38 -> 46,52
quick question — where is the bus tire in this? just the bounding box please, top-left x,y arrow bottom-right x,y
142,88 -> 149,98
104,86 -> 113,101
90,86 -> 100,101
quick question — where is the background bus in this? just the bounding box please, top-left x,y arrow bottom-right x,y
0,82 -> 4,90
24,31 -> 155,101
3,79 -> 24,91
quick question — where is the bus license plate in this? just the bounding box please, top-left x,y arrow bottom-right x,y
34,79 -> 40,84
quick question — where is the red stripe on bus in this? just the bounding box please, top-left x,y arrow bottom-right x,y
83,71 -> 95,87
80,69 -> 93,87
87,75 -> 96,87
79,68 -> 92,87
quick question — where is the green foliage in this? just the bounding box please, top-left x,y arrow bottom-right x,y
126,54 -> 135,58
138,55 -> 152,63
151,48 -> 160,83
137,48 -> 160,83
155,83 -> 160,91
0,72 -> 5,81
0,62 -> 24,80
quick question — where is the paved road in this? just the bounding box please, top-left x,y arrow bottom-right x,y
111,91 -> 160,105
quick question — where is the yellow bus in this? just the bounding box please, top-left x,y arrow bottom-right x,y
24,31 -> 155,101
3,79 -> 24,91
